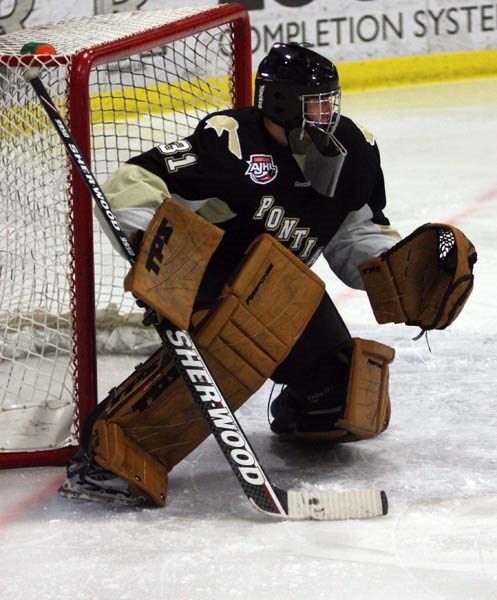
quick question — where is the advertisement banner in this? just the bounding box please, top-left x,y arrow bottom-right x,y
1,1 -> 496,64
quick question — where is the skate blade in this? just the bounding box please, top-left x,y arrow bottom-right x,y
58,480 -> 148,508
278,430 -> 358,444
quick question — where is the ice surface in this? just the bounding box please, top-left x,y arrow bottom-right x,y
1,79 -> 496,600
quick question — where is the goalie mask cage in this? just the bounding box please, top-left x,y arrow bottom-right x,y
0,5 -> 252,468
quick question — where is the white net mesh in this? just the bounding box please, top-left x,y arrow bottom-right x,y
0,57 -> 76,452
0,8 -> 215,56
0,6 -> 240,456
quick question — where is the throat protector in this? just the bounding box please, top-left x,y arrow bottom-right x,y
289,125 -> 347,198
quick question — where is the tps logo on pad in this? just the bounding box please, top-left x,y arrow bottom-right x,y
245,154 -> 278,184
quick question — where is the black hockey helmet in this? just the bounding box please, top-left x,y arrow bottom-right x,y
254,43 -> 341,134
255,43 -> 346,198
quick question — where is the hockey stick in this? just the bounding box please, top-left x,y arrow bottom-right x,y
22,46 -> 388,520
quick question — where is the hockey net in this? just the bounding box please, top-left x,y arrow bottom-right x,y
0,5 -> 251,467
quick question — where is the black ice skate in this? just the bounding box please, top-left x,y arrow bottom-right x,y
58,450 -> 149,507
269,385 -> 345,438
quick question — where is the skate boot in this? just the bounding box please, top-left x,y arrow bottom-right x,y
269,383 -> 346,438
58,449 -> 149,507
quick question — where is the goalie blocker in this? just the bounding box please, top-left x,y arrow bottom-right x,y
85,199 -> 395,506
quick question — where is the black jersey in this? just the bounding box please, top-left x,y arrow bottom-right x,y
127,107 -> 390,269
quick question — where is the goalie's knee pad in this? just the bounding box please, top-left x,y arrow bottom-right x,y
271,338 -> 394,443
90,234 -> 325,506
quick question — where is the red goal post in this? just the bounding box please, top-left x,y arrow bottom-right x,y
0,4 -> 252,468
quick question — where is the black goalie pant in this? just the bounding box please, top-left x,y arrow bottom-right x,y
271,293 -> 352,400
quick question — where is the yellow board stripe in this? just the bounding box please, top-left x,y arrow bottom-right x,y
91,48 -> 497,123
90,76 -> 231,123
3,50 -> 495,134
338,48 -> 497,91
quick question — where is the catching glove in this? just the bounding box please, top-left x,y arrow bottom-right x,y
358,223 -> 477,331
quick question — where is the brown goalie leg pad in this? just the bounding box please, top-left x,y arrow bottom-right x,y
222,234 -> 326,351
124,198 -> 224,330
93,420 -> 168,507
108,371 -> 209,472
195,233 -> 326,394
280,338 -> 394,444
96,348 -> 168,423
100,234 -> 325,472
335,338 -> 395,440
109,351 -> 261,472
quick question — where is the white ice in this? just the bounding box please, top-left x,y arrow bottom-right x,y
1,78 -> 497,600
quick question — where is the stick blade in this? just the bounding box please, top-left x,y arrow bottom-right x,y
287,488 -> 388,521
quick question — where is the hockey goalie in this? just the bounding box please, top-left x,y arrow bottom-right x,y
60,43 -> 476,507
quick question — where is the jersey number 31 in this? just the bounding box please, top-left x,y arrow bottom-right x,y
158,140 -> 198,173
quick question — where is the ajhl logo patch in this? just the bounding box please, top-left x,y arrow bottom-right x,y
245,154 -> 278,184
